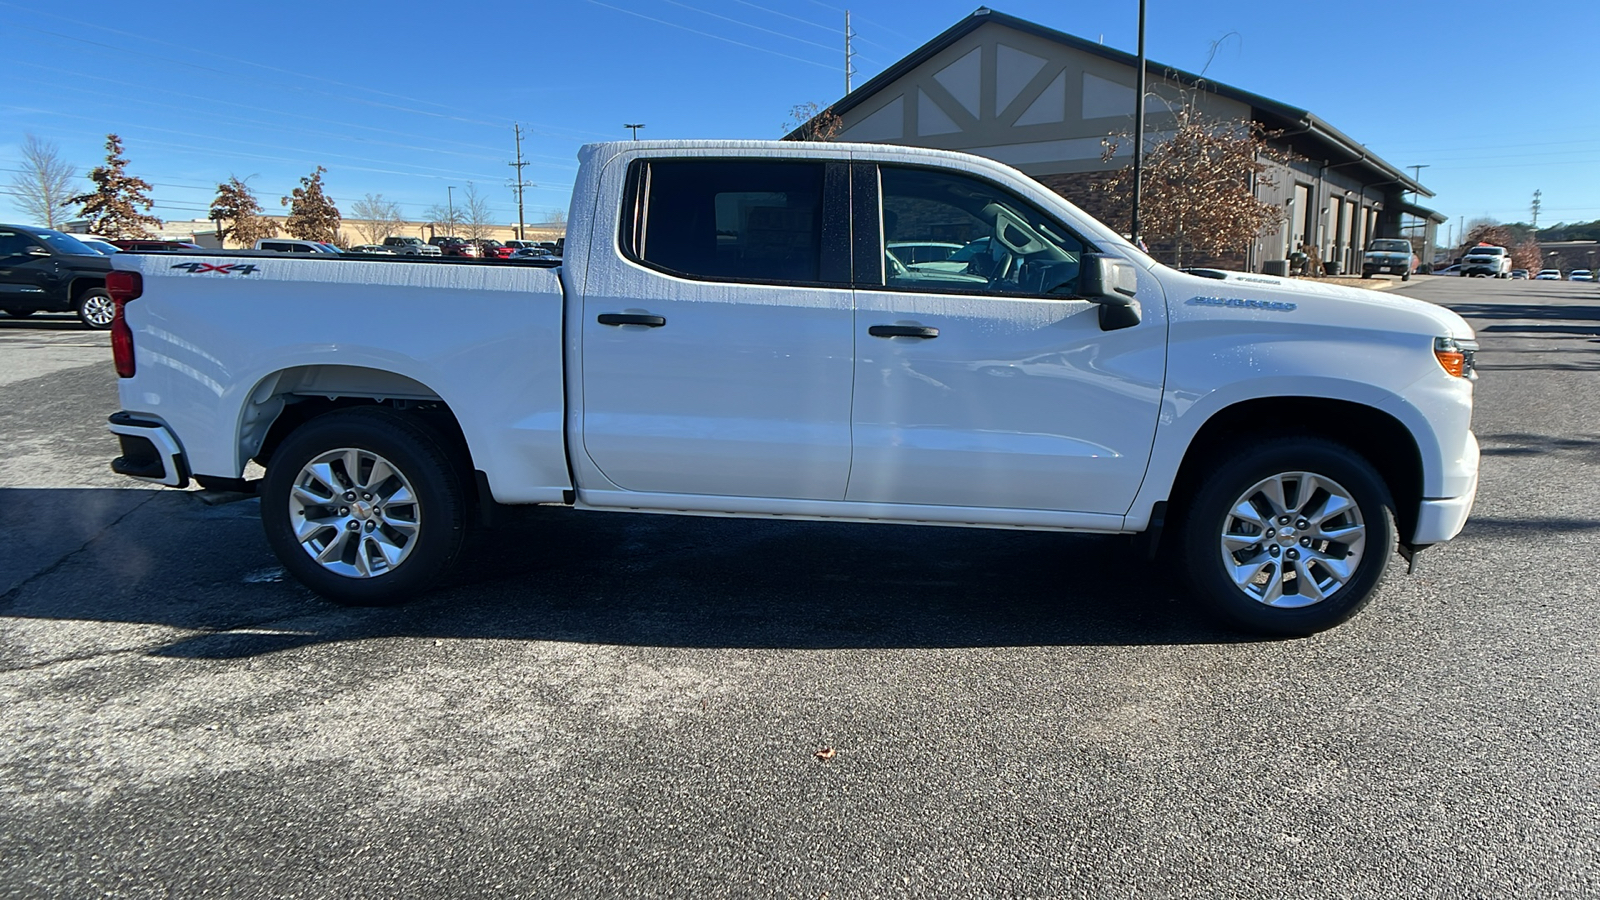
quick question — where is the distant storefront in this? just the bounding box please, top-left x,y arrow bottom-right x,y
816,9 -> 1444,273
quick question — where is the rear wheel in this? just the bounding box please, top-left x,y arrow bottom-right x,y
1177,438 -> 1395,636
261,406 -> 466,606
76,289 -> 115,329
1401,272 -> 1410,281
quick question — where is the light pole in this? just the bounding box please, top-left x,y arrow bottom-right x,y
624,123 -> 646,140
1406,164 -> 1430,265
447,186 -> 456,237
1129,0 -> 1147,246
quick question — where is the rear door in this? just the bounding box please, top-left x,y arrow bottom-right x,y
577,156 -> 856,501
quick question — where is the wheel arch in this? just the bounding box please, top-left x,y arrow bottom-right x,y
1163,396 -> 1425,545
241,365 -> 475,483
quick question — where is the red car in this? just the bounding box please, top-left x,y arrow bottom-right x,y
441,239 -> 480,258
473,239 -> 515,259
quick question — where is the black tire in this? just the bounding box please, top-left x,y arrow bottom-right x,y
1,308 -> 39,318
76,288 -> 116,329
1361,273 -> 1372,280
1176,438 -> 1395,636
261,406 -> 467,606
1401,272 -> 1411,281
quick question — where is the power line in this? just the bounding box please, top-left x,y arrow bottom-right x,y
656,0 -> 874,63
585,0 -> 838,71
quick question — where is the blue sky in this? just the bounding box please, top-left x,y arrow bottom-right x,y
4,0 -> 1597,239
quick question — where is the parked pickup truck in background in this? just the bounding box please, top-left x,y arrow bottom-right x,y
0,223 -> 115,328
102,140 -> 1480,636
1460,244 -> 1512,278
1361,238 -> 1416,281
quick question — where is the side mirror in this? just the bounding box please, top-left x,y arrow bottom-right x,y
1077,253 -> 1141,331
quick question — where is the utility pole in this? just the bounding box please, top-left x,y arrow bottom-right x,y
1407,164 -> 1429,260
509,123 -> 531,241
447,185 -> 455,237
845,10 -> 858,94
1531,189 -> 1542,230
1129,0 -> 1147,245
624,123 -> 646,140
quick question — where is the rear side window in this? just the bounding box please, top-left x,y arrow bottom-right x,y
622,158 -> 844,285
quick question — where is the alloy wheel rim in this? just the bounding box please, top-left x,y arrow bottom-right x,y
1218,471 -> 1366,608
82,295 -> 115,326
288,448 -> 420,578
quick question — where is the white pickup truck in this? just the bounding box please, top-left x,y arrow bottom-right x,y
101,140 -> 1479,635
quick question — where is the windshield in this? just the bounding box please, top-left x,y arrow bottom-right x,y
35,230 -> 103,256
1467,247 -> 1503,256
1369,240 -> 1410,253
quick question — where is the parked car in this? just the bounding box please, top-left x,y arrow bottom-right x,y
1460,244 -> 1512,278
346,245 -> 397,255
383,236 -> 441,257
440,239 -> 479,258
0,223 -> 115,328
1361,238 -> 1416,281
255,239 -> 342,254
475,239 -> 513,259
1568,269 -> 1593,282
1535,269 -> 1562,280
503,240 -> 542,251
110,239 -> 203,252
508,247 -> 553,260
888,241 -> 964,266
102,139 -> 1481,636
72,236 -> 122,255
1510,269 -> 1529,279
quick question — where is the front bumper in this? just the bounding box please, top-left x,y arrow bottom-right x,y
1411,433 -> 1480,545
107,412 -> 189,488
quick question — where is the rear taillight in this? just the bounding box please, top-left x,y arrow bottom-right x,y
106,270 -> 142,378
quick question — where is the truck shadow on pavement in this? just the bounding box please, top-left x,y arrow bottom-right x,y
0,488 -> 1246,660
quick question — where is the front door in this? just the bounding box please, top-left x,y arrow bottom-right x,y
579,157 -> 856,501
0,229 -> 59,307
846,164 -> 1166,515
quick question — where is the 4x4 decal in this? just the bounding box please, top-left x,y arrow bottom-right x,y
170,262 -> 259,275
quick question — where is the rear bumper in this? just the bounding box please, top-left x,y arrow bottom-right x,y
107,412 -> 189,488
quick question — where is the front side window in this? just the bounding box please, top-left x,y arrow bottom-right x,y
876,166 -> 1088,297
0,230 -> 41,258
626,159 -> 830,284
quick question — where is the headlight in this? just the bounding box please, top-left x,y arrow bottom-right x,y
1434,336 -> 1478,379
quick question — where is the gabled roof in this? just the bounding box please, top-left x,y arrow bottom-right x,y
826,7 -> 1430,197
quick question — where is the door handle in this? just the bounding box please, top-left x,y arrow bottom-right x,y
598,313 -> 666,327
868,324 -> 939,339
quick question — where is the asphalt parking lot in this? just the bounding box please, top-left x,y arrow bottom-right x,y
2,278 -> 1596,898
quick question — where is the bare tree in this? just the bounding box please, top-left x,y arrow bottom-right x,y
459,182 -> 495,241
1511,238 -> 1544,273
210,176 -> 276,248
1098,104 -> 1285,268
281,166 -> 341,242
349,193 -> 406,245
423,203 -> 462,239
780,102 -> 843,141
9,135 -> 79,229
542,209 -> 567,227
69,134 -> 162,238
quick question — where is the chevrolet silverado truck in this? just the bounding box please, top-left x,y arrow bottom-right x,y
0,224 -> 116,328
102,140 -> 1480,635
1460,244 -> 1512,278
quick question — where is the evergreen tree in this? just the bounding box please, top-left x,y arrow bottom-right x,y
69,134 -> 162,238
281,166 -> 341,242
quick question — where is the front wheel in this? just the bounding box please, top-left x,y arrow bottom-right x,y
1177,439 -> 1395,636
1401,272 -> 1410,282
261,406 -> 466,606
76,289 -> 116,329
